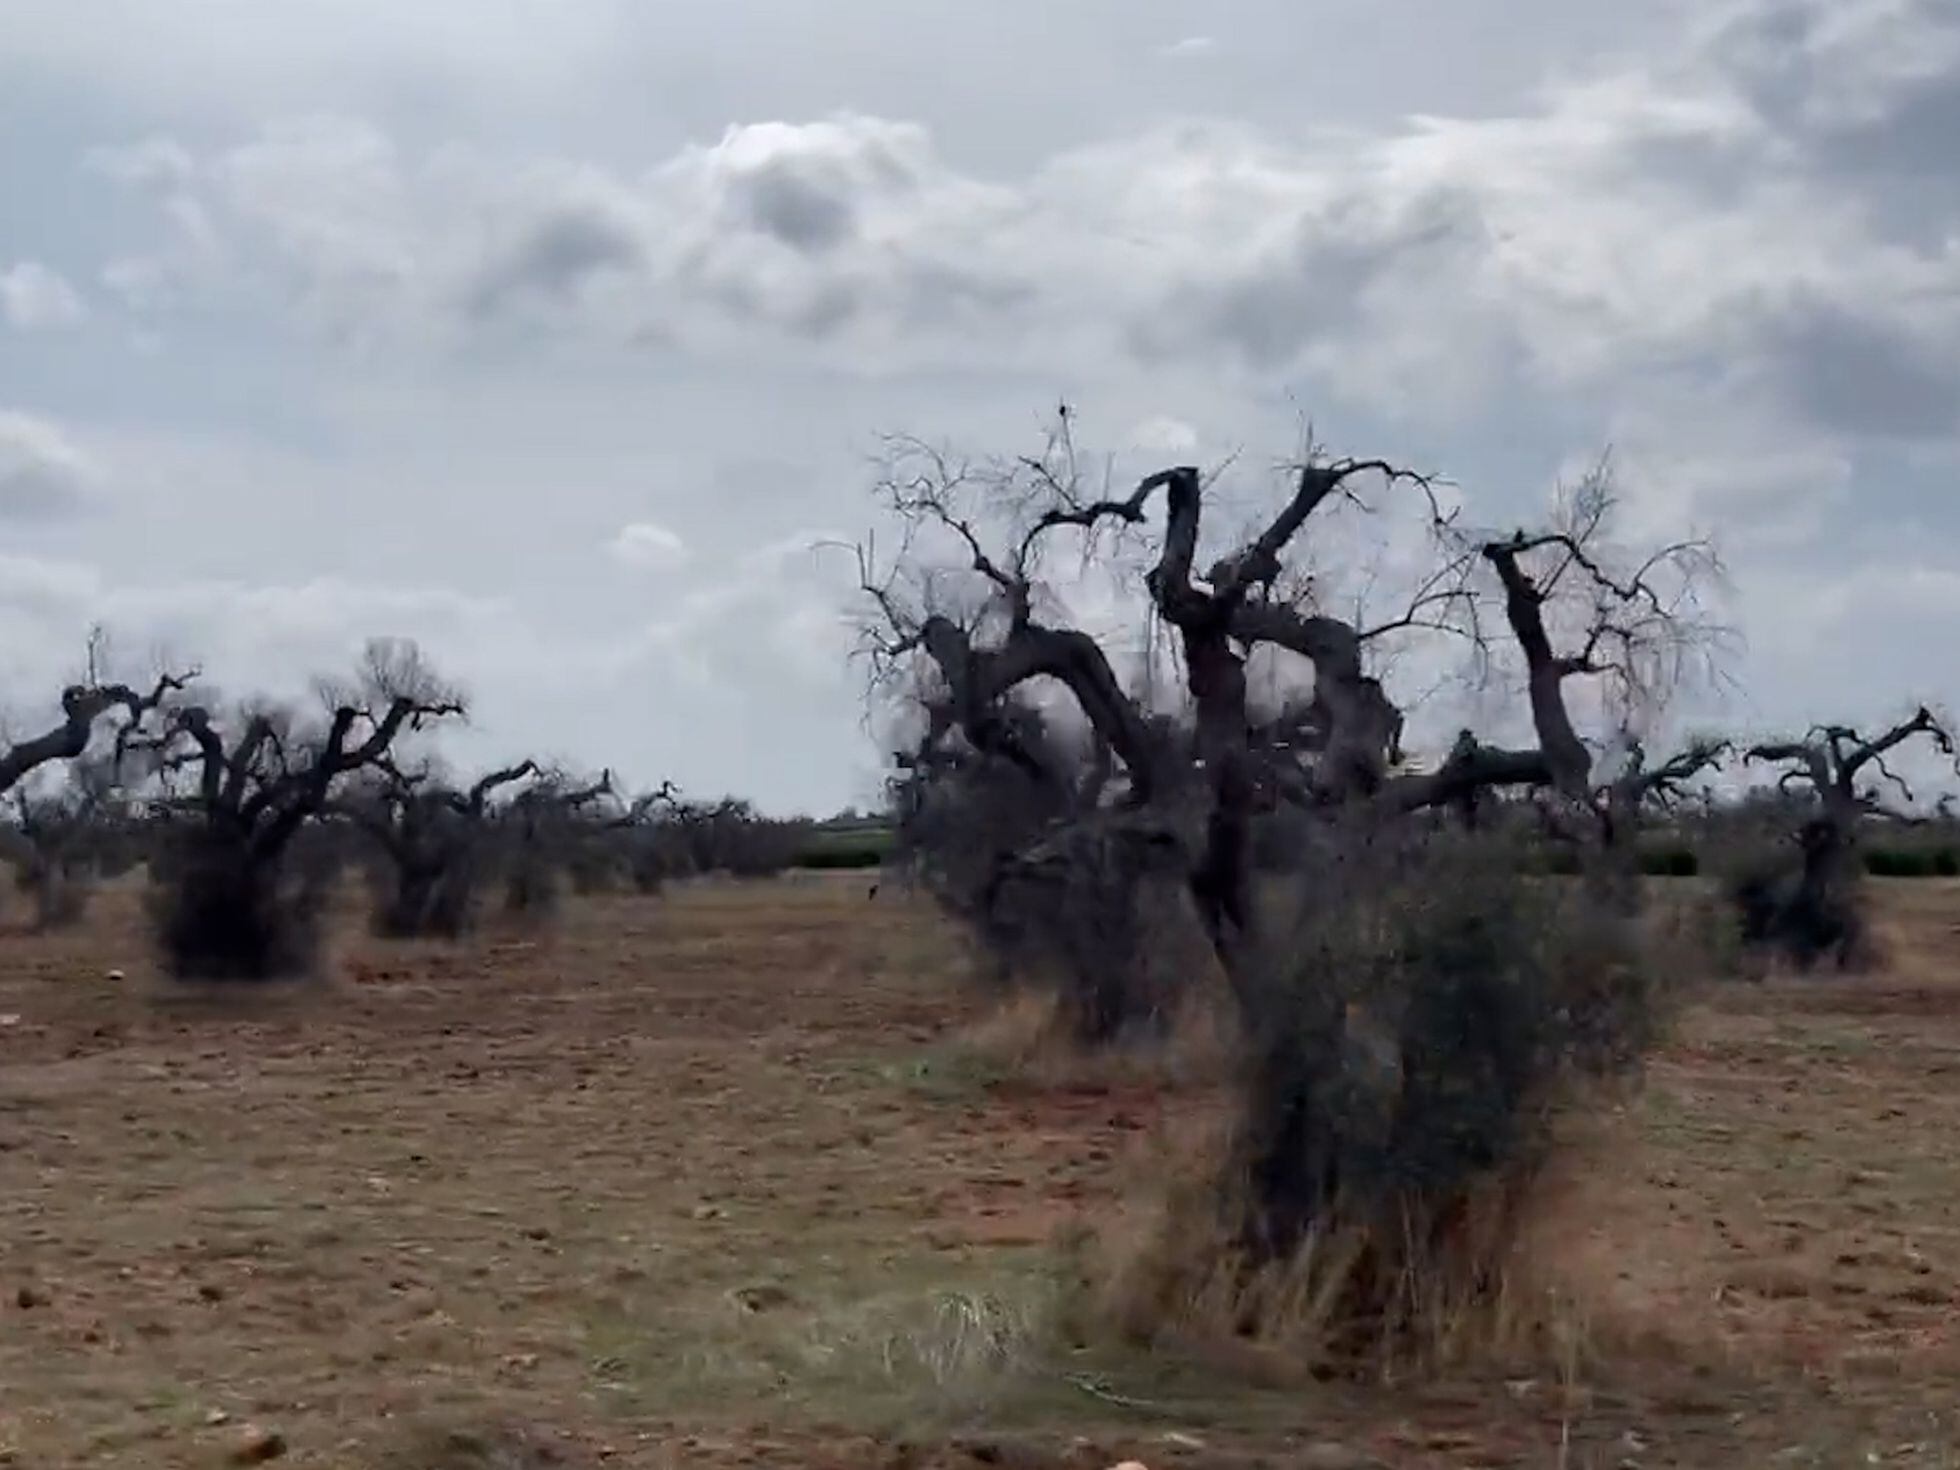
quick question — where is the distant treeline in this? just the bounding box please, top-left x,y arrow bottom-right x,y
791,824 -> 1960,879
792,825 -> 893,870
1475,841 -> 1957,880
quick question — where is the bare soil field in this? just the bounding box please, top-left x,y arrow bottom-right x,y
4,875 -> 1960,1467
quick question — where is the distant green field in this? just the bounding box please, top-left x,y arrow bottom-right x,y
1529,843 -> 1959,879
793,826 -> 894,870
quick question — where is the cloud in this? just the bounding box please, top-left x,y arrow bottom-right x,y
92,112 -> 1030,355
0,413 -> 98,520
1127,415 -> 1202,455
0,548 -> 577,724
1743,293 -> 1960,439
609,521 -> 688,567
1801,562 -> 1960,634
1739,547 -> 1960,744
84,136 -> 199,188
1159,36 -> 1219,60
0,262 -> 87,329
5,2 -> 640,123
0,527 -> 856,808
464,190 -> 649,319
642,529 -> 856,688
81,6 -> 1960,450
1703,0 -> 1960,181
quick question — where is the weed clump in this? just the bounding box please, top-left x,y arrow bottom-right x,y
1718,822 -> 1877,973
893,706 -> 1202,1048
1104,829 -> 1662,1372
368,852 -> 481,939
13,858 -> 91,931
147,827 -> 326,981
981,817 -> 1202,1046
501,850 -> 561,923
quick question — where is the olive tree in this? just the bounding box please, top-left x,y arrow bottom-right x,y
1740,708 -> 1957,968
344,758 -> 538,938
850,411 -> 1729,1336
130,639 -> 465,980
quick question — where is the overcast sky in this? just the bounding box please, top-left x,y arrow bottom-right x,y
1,0 -> 1956,812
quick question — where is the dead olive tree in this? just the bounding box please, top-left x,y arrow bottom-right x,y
499,768 -> 615,918
859,423 -> 1720,992
1740,708 -> 1957,969
4,755 -> 137,929
345,758 -> 538,938
0,632 -> 190,800
1601,736 -> 1731,846
853,412 -> 1727,1345
595,781 -> 684,893
662,796 -> 809,878
563,778 -> 681,895
132,640 -> 465,980
883,679 -> 1174,1038
0,633 -> 194,925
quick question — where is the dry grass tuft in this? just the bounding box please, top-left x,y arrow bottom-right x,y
897,1288 -> 1052,1405
571,1236 -> 1073,1436
1087,1112 -> 1611,1385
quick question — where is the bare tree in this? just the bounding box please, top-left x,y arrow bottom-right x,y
856,422 -> 1723,991
598,780 -> 684,892
1388,468 -> 1728,838
131,639 -> 466,980
658,795 -> 809,879
500,768 -> 615,917
887,688 -> 1149,1034
4,755 -> 130,929
0,629 -> 192,797
1601,735 -> 1732,845
1741,707 -> 1958,968
345,758 -> 538,938
852,411 -> 1727,1288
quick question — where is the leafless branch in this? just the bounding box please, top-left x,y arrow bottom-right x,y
1747,706 -> 1957,816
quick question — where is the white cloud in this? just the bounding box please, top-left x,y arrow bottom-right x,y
643,529 -> 856,688
0,553 -> 514,677
1127,415 -> 1202,455
1159,36 -> 1218,60
83,8 -> 1960,446
0,549 -> 620,780
84,136 -> 199,188
609,520 -> 688,567
90,112 -> 1031,357
1759,556 -> 1960,662
1562,395 -> 1858,548
0,413 -> 99,520
7,3 -> 639,121
0,262 -> 87,329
